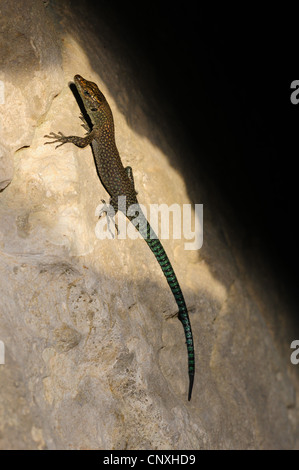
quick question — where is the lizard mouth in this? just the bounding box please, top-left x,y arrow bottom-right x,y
74,75 -> 84,91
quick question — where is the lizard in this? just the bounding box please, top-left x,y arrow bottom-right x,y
44,74 -> 195,401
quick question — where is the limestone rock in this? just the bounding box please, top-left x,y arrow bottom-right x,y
0,0 -> 298,450
0,0 -> 64,189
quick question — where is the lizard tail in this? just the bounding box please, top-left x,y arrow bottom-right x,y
134,214 -> 195,401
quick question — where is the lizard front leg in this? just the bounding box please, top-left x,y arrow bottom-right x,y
79,113 -> 91,134
44,128 -> 98,149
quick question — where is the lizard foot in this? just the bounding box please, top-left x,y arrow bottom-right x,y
44,132 -> 70,149
98,199 -> 119,238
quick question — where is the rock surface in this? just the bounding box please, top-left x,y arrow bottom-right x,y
0,0 -> 298,449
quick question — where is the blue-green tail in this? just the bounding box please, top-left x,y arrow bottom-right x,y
135,213 -> 195,401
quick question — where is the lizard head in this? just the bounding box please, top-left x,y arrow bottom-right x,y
74,74 -> 108,117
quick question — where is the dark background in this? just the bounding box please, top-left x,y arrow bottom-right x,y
75,3 -> 299,294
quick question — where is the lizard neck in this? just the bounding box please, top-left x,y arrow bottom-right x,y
89,102 -> 114,131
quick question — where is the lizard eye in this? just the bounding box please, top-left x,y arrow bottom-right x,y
84,90 -> 90,96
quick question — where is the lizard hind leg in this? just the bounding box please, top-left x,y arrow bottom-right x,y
98,198 -> 119,238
